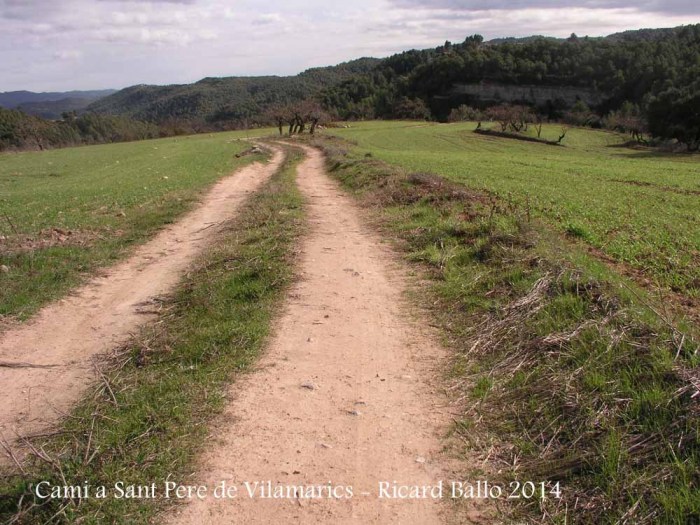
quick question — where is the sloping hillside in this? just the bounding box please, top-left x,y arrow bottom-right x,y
322,24 -> 700,120
87,58 -> 379,123
87,25 -> 700,126
15,97 -> 102,120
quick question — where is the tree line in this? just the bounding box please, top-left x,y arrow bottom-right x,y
320,25 -> 700,150
0,109 -> 161,151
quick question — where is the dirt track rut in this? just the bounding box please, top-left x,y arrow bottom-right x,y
166,145 -> 456,524
0,146 -> 284,454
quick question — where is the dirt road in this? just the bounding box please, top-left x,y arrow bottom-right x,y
0,146 -> 284,454
166,146 -> 461,524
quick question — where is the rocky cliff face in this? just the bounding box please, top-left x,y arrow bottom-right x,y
451,82 -> 605,107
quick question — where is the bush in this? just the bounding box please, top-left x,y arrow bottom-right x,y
447,104 -> 484,122
392,97 -> 431,120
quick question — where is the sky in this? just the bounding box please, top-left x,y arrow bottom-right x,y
1,0 -> 698,92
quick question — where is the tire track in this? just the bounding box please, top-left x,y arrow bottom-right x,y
0,146 -> 284,457
166,145 -> 469,524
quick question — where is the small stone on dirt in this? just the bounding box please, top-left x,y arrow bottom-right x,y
415,456 -> 426,464
300,381 -> 316,390
346,409 -> 361,416
0,265 -> 9,273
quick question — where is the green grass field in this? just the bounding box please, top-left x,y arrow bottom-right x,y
331,121 -> 700,297
0,129 -> 272,319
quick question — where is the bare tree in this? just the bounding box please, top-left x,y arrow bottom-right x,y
300,100 -> 329,135
278,100 -> 331,135
265,104 -> 289,136
486,105 -> 512,132
486,104 -> 535,134
508,105 -> 534,133
557,127 -> 569,144
534,116 -> 543,138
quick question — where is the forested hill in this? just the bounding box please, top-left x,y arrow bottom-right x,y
86,25 -> 699,128
87,58 -> 380,124
323,24 -> 700,120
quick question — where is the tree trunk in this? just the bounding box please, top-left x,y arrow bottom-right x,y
294,115 -> 304,134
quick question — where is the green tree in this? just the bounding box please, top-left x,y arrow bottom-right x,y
648,79 -> 700,151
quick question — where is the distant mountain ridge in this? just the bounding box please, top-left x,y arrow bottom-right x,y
0,89 -> 116,109
16,98 -> 109,120
0,89 -> 117,120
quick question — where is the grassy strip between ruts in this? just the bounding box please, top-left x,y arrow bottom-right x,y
311,134 -> 699,525
0,145 -> 304,524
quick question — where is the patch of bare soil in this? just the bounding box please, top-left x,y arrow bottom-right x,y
0,146 -> 284,458
166,146 -> 485,524
0,227 -> 101,255
583,244 -> 700,326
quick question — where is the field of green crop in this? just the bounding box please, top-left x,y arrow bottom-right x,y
331,121 -> 700,296
315,133 -> 699,523
0,129 -> 272,318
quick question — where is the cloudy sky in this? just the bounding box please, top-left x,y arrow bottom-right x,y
1,0 -> 698,92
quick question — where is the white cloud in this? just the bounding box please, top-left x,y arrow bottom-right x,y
252,13 -> 282,25
0,0 -> 698,91
52,49 -> 83,60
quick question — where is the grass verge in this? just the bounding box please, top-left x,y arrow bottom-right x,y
0,132 -> 265,320
0,146 -> 304,524
312,134 -> 699,524
331,121 -> 700,300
